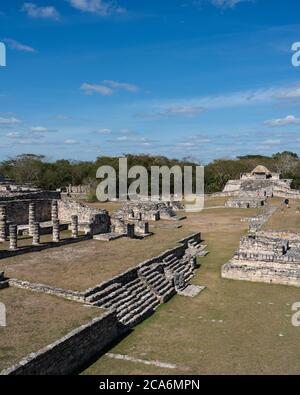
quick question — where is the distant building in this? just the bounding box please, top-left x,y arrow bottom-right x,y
222,165 -> 300,207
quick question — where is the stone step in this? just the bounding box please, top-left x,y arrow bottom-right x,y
111,291 -> 137,310
95,288 -> 129,307
148,275 -> 169,291
119,295 -> 159,324
86,283 -> 121,303
145,273 -> 163,287
163,254 -> 177,264
125,279 -> 148,294
124,299 -> 160,327
140,270 -> 160,282
117,293 -> 157,321
116,290 -> 156,315
155,282 -> 174,296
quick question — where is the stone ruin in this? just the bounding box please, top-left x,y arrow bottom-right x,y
0,271 -> 8,289
222,230 -> 300,287
84,233 -> 207,328
222,165 -> 300,208
113,200 -> 185,222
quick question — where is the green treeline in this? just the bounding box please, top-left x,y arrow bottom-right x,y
0,151 -> 299,195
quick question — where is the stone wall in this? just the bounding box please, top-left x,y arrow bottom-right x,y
1,311 -> 127,375
2,199 -> 52,225
57,199 -> 110,234
222,230 -> 300,287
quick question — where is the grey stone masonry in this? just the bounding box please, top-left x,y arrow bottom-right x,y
32,222 -> 40,246
51,200 -> 58,222
127,224 -> 135,239
0,204 -> 7,242
9,224 -> 17,250
71,215 -> 79,239
52,219 -> 60,243
28,202 -> 36,236
222,230 -> 300,287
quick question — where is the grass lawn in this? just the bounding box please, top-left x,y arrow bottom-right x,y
83,206 -> 300,375
264,198 -> 300,232
0,287 -> 101,371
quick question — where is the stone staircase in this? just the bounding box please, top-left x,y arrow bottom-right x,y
138,264 -> 175,302
163,253 -> 194,283
85,279 -> 160,327
85,237 -> 208,328
188,240 -> 209,257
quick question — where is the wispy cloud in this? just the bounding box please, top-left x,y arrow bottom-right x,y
0,116 -> 21,125
64,139 -> 77,145
22,3 -> 60,20
3,38 -> 35,53
67,0 -> 126,16
264,115 -> 300,127
30,126 -> 54,134
193,0 -> 253,9
103,80 -> 139,92
80,80 -> 139,96
137,106 -> 206,120
80,83 -> 113,96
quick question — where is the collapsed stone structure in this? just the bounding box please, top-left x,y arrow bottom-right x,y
223,165 -> 300,208
222,229 -> 300,287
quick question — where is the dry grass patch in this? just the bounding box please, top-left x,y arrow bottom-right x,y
264,198 -> 300,232
0,287 -> 101,371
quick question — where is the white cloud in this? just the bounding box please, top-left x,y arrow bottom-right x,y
0,116 -> 21,125
81,80 -> 139,96
67,0 -> 126,16
22,3 -> 60,20
80,83 -> 113,96
103,80 -> 139,93
262,139 -> 281,145
193,0 -> 252,9
64,139 -> 77,145
6,132 -> 21,139
264,115 -> 300,127
209,0 -> 251,8
163,106 -> 206,117
30,126 -> 50,133
3,38 -> 35,53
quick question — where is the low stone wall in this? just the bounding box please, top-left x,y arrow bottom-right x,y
1,311 -> 127,375
9,279 -> 84,302
222,260 -> 300,287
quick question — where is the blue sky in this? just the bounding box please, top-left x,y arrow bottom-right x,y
1,0 -> 300,163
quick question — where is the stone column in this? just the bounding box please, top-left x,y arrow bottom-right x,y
28,202 -> 36,236
71,215 -> 79,239
53,219 -> 60,243
9,224 -> 17,250
0,204 -> 7,242
32,222 -> 40,246
51,200 -> 58,222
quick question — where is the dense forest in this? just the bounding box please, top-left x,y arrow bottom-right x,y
0,152 -> 299,197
